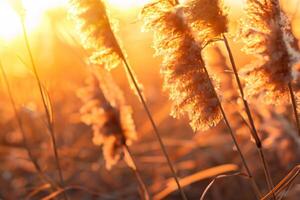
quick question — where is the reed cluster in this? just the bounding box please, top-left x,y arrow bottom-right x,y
2,0 -> 300,199
68,0 -> 300,198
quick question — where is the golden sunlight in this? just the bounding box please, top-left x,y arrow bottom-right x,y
106,0 -> 152,9
0,0 -> 67,40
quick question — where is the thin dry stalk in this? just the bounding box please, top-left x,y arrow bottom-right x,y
288,82 -> 300,137
123,145 -> 150,200
0,60 -> 59,191
199,57 -> 262,199
121,59 -> 188,200
222,34 -> 275,198
19,17 -> 68,200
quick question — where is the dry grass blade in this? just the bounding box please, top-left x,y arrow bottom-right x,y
25,184 -> 52,200
41,185 -> 116,200
19,14 -> 68,200
153,164 -> 238,200
200,172 -> 248,200
40,85 -> 54,126
261,165 -> 300,200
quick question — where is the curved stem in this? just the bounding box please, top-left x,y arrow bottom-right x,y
222,34 -> 275,199
200,172 -> 247,200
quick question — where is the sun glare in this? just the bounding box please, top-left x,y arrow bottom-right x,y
0,0 -> 68,40
106,0 -> 152,10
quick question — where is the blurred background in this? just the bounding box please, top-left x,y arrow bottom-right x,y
0,0 -> 299,199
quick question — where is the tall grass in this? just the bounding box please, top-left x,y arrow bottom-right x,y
7,1 -> 68,199
1,0 -> 300,199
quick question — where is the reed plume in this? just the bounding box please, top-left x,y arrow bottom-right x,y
181,0 -> 228,44
78,69 -> 137,170
69,0 -> 123,70
78,68 -> 150,199
69,0 -> 143,95
141,0 -> 222,131
240,0 -> 300,104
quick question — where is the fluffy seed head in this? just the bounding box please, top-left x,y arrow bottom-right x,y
78,69 -> 137,169
69,0 -> 123,70
141,0 -> 222,131
240,0 -> 300,104
181,0 -> 228,44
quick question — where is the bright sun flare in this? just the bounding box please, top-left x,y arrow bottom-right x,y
0,0 -> 151,40
0,0 -> 68,40
0,0 -> 239,40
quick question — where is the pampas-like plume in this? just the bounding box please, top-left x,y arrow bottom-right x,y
69,0 -> 144,96
141,0 -> 222,131
240,0 -> 300,104
180,0 -> 228,44
69,0 -> 123,70
78,69 -> 137,170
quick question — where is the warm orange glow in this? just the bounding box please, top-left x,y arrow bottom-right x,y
0,0 -> 68,40
106,0 -> 152,9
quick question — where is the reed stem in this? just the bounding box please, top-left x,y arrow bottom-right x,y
20,17 -> 68,200
124,145 -> 150,200
288,82 -> 300,137
199,57 -> 262,199
222,34 -> 275,199
122,59 -> 187,200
